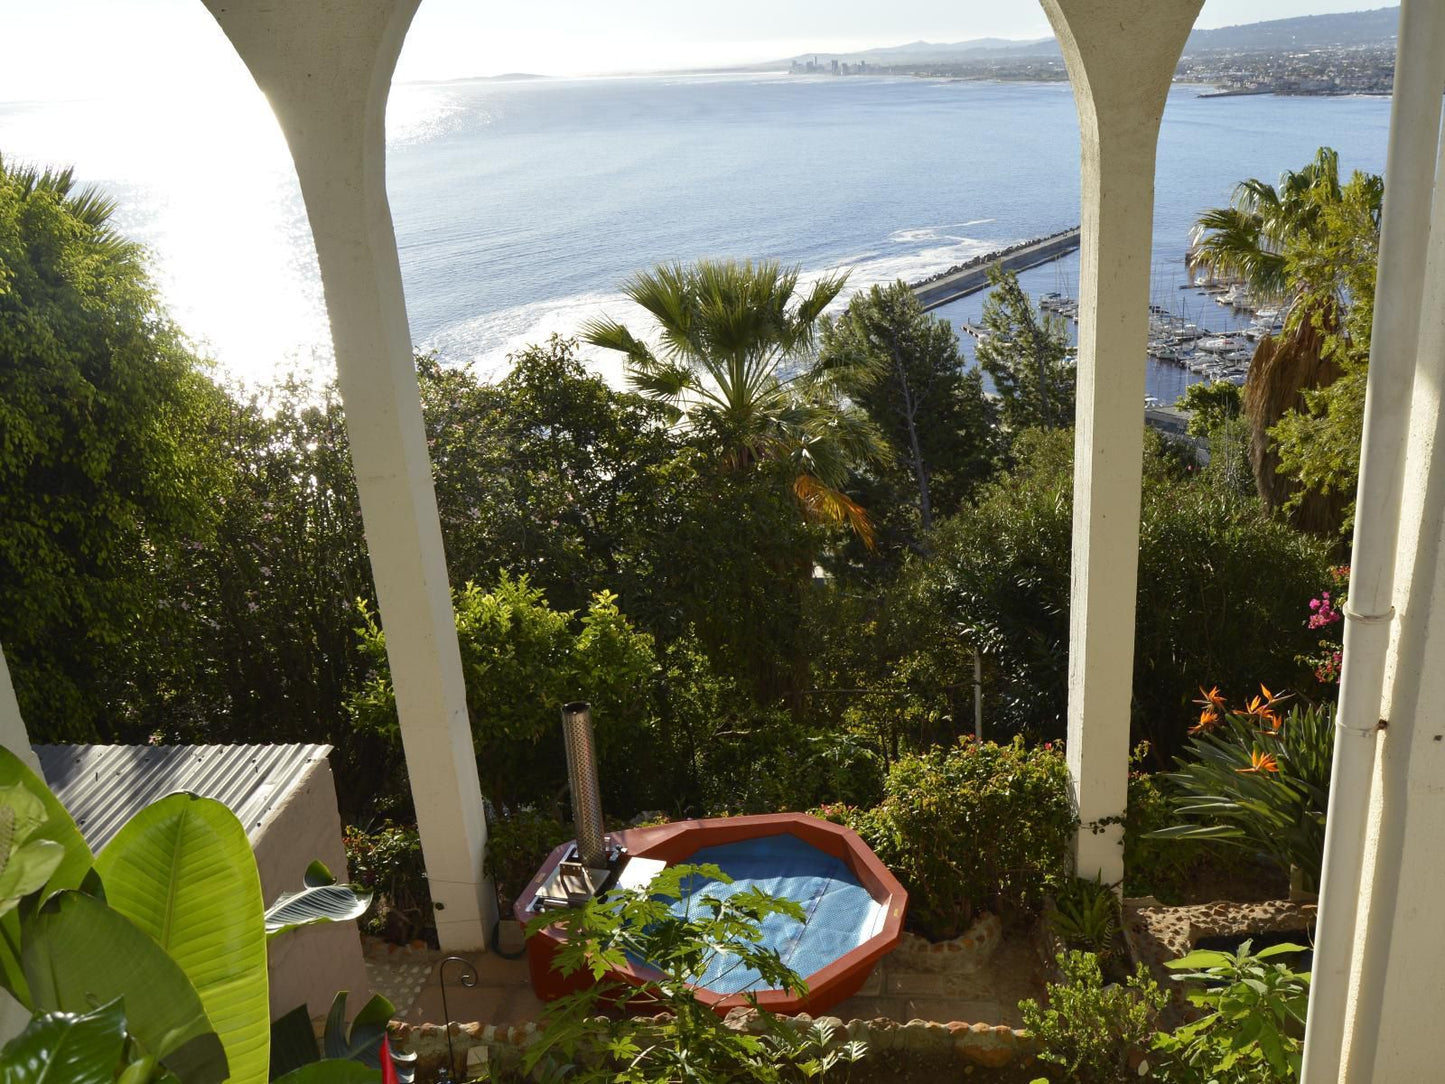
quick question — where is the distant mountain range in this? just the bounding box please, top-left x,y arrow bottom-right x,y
774,6 -> 1399,69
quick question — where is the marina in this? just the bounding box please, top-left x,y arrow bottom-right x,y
949,247 -> 1287,393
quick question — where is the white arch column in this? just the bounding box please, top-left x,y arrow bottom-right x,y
1040,0 -> 1202,882
201,0 -> 494,949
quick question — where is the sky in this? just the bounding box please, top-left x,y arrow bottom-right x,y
0,0 -> 1394,101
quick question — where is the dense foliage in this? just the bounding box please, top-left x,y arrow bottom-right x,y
0,156 -> 227,740
4,168 -> 1362,1084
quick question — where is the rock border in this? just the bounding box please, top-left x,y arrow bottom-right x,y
1123,896 -> 1316,1021
890,911 -> 1004,973
390,1006 -> 1037,1081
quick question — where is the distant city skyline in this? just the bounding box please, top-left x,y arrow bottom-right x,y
0,1 -> 1394,101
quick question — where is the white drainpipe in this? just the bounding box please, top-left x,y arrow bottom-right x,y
1300,5 -> 1445,1082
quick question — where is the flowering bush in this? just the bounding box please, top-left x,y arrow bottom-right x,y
1152,687 -> 1333,890
343,821 -> 432,943
1299,566 -> 1348,684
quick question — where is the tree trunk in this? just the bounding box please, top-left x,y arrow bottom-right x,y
891,345 -> 933,531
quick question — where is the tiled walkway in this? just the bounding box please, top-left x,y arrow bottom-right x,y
366,929 -> 1045,1030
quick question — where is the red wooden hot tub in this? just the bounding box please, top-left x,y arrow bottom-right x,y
514,812 -> 907,1016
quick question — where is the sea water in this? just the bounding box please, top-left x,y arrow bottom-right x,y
0,73 -> 1389,399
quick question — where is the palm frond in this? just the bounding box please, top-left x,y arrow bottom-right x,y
793,473 -> 876,549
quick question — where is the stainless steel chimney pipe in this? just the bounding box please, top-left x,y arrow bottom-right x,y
561,701 -> 607,869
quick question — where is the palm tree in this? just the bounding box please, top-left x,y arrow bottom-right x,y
0,153 -> 135,262
1189,148 -> 1382,530
582,259 -> 888,544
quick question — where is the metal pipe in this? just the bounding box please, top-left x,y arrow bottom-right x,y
1300,6 -> 1445,1081
561,701 -> 607,869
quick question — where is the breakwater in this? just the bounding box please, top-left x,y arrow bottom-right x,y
908,227 -> 1082,310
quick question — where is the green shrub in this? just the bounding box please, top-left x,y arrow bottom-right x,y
343,822 -> 432,944
1021,950 -> 1167,1084
837,737 -> 1076,939
1153,690 -> 1332,890
1048,876 -> 1121,966
1152,940 -> 1310,1083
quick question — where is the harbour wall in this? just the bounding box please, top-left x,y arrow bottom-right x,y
909,227 -> 1082,311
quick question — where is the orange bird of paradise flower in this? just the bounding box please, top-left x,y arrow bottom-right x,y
1195,685 -> 1228,714
1190,708 -> 1221,734
1237,749 -> 1279,774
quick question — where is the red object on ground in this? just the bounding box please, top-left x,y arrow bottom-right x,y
379,1035 -> 399,1084
513,812 -> 907,1016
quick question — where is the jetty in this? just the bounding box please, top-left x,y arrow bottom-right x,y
908,226 -> 1082,311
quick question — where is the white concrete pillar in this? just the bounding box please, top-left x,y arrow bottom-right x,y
1040,0 -> 1202,882
201,0 -> 494,949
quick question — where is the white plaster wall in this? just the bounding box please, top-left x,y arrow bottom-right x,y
254,755 -> 371,1022
0,643 -> 37,1042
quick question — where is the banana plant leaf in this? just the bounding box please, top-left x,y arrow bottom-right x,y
0,750 -> 92,901
270,992 -> 412,1084
269,1004 -> 321,1081
323,992 -> 395,1064
0,749 -> 94,1009
0,1000 -> 126,1084
21,890 -> 228,1084
264,862 -> 372,941
0,789 -> 66,917
96,792 -> 270,1084
270,1063 -> 380,1084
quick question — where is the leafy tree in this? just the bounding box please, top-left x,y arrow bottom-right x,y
1268,172 -> 1380,533
974,266 -> 1074,433
417,338 -> 677,613
583,259 -> 887,543
0,156 -> 227,741
820,280 -> 997,534
1178,382 -> 1253,501
1177,380 -> 1243,440
1190,147 -> 1381,530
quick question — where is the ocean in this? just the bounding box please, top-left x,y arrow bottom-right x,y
0,73 -> 1390,401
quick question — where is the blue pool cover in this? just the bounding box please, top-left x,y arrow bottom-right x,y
640,833 -> 886,996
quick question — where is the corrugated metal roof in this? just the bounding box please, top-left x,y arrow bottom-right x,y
35,743 -> 332,852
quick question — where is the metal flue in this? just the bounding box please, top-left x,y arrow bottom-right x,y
561,701 -> 607,869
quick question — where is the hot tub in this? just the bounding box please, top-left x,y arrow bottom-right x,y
515,813 -> 907,1015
